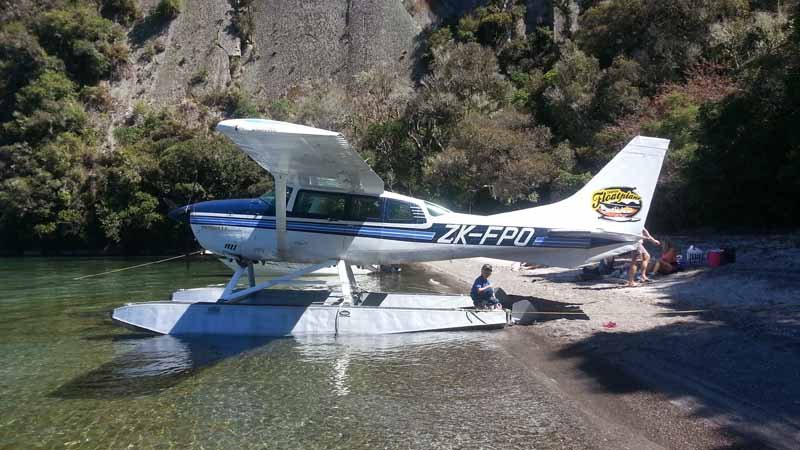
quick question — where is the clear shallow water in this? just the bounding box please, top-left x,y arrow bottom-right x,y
0,257 -> 593,449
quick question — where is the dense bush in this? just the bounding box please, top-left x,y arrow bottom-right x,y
33,6 -> 129,86
153,0 -> 181,21
101,0 -> 140,26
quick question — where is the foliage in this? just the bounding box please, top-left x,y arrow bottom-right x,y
577,0 -> 748,84
691,15 -> 800,229
101,0 -> 140,26
455,1 -> 525,47
189,69 -> 208,85
202,87 -> 261,118
153,0 -> 181,21
230,0 -> 255,44
425,42 -> 512,114
0,132 -> 96,248
97,107 -> 270,248
3,71 -> 89,145
541,41 -> 601,144
709,9 -> 790,71
33,6 -> 129,86
426,109 -> 558,209
0,22 -> 62,123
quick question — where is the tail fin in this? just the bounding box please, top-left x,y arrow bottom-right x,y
493,136 -> 669,236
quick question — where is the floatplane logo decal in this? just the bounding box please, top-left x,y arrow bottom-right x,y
591,187 -> 642,222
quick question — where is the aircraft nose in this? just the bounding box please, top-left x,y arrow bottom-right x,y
167,204 -> 193,223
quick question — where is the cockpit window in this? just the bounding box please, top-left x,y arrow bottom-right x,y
257,187 -> 293,215
259,187 -> 293,205
424,201 -> 452,217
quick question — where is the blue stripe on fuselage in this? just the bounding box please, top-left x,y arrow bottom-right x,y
190,214 -> 625,249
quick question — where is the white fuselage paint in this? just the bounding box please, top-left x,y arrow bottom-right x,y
189,190 -> 638,269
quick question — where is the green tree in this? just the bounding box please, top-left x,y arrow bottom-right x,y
33,5 -> 129,86
4,71 -> 88,145
577,0 -> 748,84
0,132 -> 96,249
153,0 -> 181,21
541,42 -> 601,144
426,109 -> 558,209
0,22 -> 61,123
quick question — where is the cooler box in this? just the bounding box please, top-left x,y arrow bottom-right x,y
707,250 -> 723,267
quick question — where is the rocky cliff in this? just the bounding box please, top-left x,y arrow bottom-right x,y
113,0 -> 488,111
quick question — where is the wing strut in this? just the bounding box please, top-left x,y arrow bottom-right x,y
275,173 -> 288,259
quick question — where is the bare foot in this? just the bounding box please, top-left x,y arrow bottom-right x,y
626,281 -> 639,287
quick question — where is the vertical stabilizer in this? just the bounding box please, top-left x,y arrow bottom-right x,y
493,136 -> 669,236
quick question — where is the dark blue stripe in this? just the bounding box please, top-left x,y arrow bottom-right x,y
190,216 -> 435,241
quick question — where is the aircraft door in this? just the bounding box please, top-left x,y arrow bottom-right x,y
290,190 -> 347,259
344,195 -> 385,260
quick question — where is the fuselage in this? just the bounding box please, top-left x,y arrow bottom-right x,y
183,186 -> 636,268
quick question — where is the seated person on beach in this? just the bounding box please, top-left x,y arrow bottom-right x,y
471,264 -> 501,309
651,239 -> 678,275
628,228 -> 660,287
580,256 -> 615,280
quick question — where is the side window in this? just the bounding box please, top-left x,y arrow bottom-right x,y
347,196 -> 383,222
292,190 -> 347,219
385,199 -> 426,224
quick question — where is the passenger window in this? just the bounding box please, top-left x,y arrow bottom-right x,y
347,196 -> 383,222
385,199 -> 426,224
292,190 -> 347,219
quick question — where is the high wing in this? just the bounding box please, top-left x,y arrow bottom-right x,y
215,119 -> 384,195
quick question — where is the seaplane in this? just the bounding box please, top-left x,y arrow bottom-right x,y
112,119 -> 669,336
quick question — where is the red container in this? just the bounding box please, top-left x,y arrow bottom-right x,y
707,250 -> 722,267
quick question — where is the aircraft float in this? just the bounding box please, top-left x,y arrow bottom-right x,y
112,119 -> 669,336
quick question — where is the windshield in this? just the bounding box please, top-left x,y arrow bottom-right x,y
424,201 -> 452,217
259,187 -> 293,206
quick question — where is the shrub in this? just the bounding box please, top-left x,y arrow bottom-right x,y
34,6 -> 129,85
153,0 -> 181,21
189,69 -> 208,86
101,0 -> 140,26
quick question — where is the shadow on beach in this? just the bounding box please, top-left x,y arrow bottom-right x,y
547,236 -> 800,449
497,290 -> 590,322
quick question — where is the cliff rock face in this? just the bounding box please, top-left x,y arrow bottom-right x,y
242,0 -> 418,99
116,0 -> 486,110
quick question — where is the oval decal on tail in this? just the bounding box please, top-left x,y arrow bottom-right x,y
591,187 -> 642,222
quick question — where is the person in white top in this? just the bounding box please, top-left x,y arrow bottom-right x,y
627,228 -> 660,287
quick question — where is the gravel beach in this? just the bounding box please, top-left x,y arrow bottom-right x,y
423,234 -> 800,449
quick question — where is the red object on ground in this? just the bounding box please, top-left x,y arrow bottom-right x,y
707,250 -> 722,267
602,321 -> 617,329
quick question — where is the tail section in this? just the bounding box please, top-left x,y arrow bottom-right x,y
493,136 -> 670,236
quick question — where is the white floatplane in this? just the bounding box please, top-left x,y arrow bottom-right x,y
112,119 -> 669,336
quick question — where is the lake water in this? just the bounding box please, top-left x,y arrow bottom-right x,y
0,257 -> 596,449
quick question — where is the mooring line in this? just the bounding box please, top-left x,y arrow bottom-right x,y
72,251 -> 204,281
512,310 -> 709,316
510,304 -> 800,317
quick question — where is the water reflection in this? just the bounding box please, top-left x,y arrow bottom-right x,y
53,331 -> 493,401
52,334 -> 276,399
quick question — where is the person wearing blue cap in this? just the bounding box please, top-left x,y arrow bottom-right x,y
470,264 -> 501,309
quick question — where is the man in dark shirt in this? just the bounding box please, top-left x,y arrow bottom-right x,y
471,264 -> 500,309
